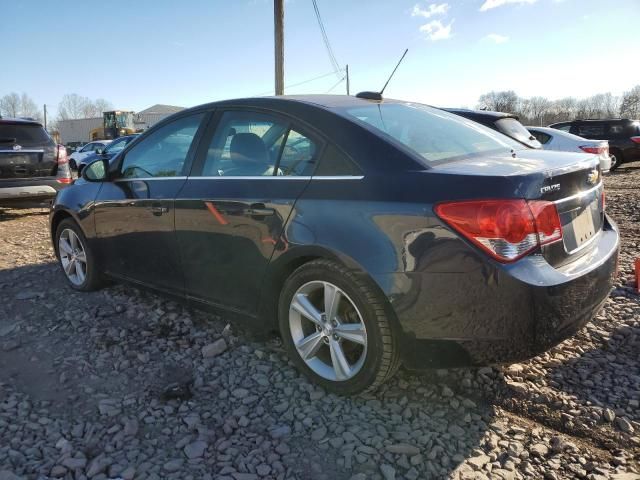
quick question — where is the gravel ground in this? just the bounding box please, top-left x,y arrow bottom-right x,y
0,164 -> 639,480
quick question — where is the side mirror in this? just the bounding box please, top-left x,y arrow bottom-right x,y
96,148 -> 104,155
82,158 -> 109,182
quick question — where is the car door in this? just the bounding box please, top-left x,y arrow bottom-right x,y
175,109 -> 320,315
94,112 -> 207,293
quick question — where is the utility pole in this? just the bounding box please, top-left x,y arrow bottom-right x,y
274,0 -> 284,96
43,104 -> 47,130
345,65 -> 350,95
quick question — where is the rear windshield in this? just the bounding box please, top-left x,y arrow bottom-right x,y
0,123 -> 51,146
342,103 -> 524,164
495,118 -> 541,148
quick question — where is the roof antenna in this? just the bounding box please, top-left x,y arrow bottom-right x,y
356,49 -> 408,101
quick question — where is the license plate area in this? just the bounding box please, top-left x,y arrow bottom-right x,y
559,190 -> 602,253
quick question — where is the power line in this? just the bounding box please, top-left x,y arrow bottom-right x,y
311,0 -> 341,78
252,69 -> 344,96
325,76 -> 346,94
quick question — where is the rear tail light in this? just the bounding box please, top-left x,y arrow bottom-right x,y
435,199 -> 562,263
601,189 -> 605,212
55,145 -> 68,164
631,136 -> 640,144
55,144 -> 72,184
579,145 -> 608,155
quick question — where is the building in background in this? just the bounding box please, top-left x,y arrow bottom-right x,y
57,104 -> 184,144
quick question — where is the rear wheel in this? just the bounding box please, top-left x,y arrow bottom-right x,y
55,218 -> 104,291
279,259 -> 400,394
609,149 -> 623,172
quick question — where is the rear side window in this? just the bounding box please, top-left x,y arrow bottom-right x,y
278,129 -> 317,176
0,124 -> 50,146
576,124 -> 605,138
530,130 -> 552,145
342,103 -> 523,165
315,144 -> 361,176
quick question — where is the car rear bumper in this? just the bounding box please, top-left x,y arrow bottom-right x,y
377,215 -> 619,369
0,178 -> 67,206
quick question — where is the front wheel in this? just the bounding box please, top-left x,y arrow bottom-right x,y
279,259 -> 400,394
55,218 -> 104,291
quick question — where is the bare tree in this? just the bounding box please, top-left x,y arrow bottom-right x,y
0,92 -> 41,121
0,92 -> 21,117
93,98 -> 113,114
477,90 -> 519,113
527,96 -> 553,126
620,85 -> 640,119
57,94 -> 90,120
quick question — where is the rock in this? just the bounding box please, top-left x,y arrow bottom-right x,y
163,459 -> 184,472
0,472 -> 23,480
202,338 -> 227,357
184,440 -> 207,459
311,425 -> 327,441
448,424 -> 465,437
530,443 -> 549,457
467,453 -> 490,470
615,417 -> 634,433
50,466 -> 67,477
232,388 -> 249,399
603,408 -> 616,422
61,457 -> 87,470
385,443 -> 420,456
380,464 -> 396,480
269,425 -> 291,439
123,418 -> 139,436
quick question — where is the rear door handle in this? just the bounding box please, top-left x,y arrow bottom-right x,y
244,204 -> 275,216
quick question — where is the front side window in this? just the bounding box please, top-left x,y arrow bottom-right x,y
341,103 -> 523,165
120,113 -> 203,178
81,143 -> 96,152
201,111 -> 317,177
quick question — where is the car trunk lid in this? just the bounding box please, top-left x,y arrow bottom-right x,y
432,149 -> 603,266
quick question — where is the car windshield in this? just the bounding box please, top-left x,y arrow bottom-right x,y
496,118 -> 541,148
342,103 -> 524,164
105,136 -> 131,154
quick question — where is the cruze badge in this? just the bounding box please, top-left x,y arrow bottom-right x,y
587,169 -> 599,186
540,183 -> 561,194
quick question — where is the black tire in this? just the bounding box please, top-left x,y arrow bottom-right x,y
278,259 -> 400,395
54,218 -> 104,291
609,149 -> 623,172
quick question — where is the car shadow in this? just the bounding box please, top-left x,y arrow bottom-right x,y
0,259 -> 506,480
0,207 -> 49,221
538,320 -> 640,450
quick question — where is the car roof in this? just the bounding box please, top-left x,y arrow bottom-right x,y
0,117 -> 43,127
184,94 -> 412,114
443,108 -> 518,122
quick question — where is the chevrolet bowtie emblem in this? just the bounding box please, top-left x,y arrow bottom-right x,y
587,169 -> 599,186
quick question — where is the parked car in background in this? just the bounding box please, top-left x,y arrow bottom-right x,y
68,140 -> 112,170
0,117 -> 71,207
51,95 -> 618,394
549,119 -> 640,171
528,126 -> 611,173
444,108 -> 542,149
76,134 -> 140,175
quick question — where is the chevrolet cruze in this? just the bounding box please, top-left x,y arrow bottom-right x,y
50,95 -> 619,394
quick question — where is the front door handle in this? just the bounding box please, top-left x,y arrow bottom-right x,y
150,205 -> 169,216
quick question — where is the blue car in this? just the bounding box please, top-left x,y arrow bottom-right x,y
77,134 -> 139,175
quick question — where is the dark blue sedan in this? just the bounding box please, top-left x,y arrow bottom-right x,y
49,95 -> 619,394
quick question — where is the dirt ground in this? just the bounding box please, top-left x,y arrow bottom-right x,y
0,164 -> 638,480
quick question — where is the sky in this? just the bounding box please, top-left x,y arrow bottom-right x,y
2,0 -> 639,118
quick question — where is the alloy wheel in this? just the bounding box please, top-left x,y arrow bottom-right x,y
289,281 -> 367,381
58,228 -> 87,286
